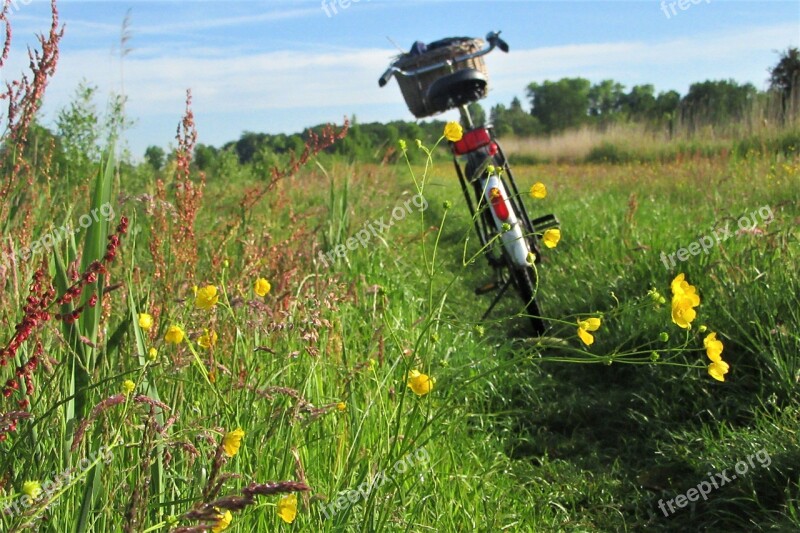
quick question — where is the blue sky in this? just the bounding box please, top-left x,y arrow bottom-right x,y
4,0 -> 799,157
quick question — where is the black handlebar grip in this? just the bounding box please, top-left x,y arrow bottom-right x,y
379,68 -> 393,87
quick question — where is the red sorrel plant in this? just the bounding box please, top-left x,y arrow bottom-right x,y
0,0 -> 63,227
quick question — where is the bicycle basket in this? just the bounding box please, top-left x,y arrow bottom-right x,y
393,37 -> 488,118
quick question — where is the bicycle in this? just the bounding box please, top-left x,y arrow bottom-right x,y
378,31 -> 559,334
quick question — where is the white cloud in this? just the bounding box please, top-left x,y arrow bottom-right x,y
1,16 -> 796,153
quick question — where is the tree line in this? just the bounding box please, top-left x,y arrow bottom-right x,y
143,47 -> 794,171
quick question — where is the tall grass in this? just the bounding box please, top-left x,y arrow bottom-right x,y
501,89 -> 800,164
0,3 -> 798,532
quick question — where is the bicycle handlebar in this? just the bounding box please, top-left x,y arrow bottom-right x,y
378,31 -> 509,87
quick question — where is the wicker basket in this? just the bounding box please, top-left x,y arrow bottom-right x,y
394,38 -> 488,118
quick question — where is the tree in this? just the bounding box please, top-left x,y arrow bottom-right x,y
194,143 -> 218,171
527,78 -> 591,133
144,145 -> 165,171
490,98 -> 543,137
588,80 -> 625,122
466,102 -> 486,127
56,81 -> 100,172
621,85 -> 656,121
679,80 -> 757,128
654,90 -> 680,120
769,47 -> 800,120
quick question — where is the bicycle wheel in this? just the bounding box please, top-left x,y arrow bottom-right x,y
466,157 -> 546,334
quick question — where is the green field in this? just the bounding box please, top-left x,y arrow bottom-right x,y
1,119 -> 798,531
0,5 -> 799,530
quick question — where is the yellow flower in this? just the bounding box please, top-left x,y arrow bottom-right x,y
670,273 -> 700,329
542,228 -> 561,249
670,273 -> 697,297
254,278 -> 271,297
148,347 -> 158,361
336,402 -> 346,411
22,481 -> 41,499
708,360 -> 730,382
222,428 -> 245,458
443,121 -> 463,142
165,325 -> 185,344
577,317 -> 601,346
407,369 -> 435,396
195,285 -> 219,310
529,182 -> 547,199
212,509 -> 232,533
198,329 -> 218,349
121,380 -> 136,395
277,493 -> 298,524
138,313 -> 154,331
703,332 -> 723,362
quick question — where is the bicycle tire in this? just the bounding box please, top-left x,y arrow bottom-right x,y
466,157 -> 546,334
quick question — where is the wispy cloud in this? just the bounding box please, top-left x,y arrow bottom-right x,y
35,21 -> 789,119
134,7 -> 321,35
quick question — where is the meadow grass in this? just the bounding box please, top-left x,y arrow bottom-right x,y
4,130 -> 798,532
0,7 -> 798,528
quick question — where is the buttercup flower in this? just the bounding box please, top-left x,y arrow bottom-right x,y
195,285 -> 219,310
708,360 -> 730,382
529,182 -> 547,199
121,380 -> 136,395
254,278 -> 271,297
277,493 -> 298,524
703,332 -> 723,362
542,228 -> 561,249
212,510 -> 232,533
22,481 -> 41,499
577,317 -> 601,346
222,428 -> 245,458
198,329 -> 218,349
671,298 -> 698,329
336,402 -> 347,412
670,273 -> 700,329
526,252 -> 537,265
148,347 -> 158,361
165,325 -> 185,344
407,369 -> 435,396
138,313 -> 154,331
443,121 -> 463,142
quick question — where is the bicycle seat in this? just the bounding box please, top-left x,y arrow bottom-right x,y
425,68 -> 488,114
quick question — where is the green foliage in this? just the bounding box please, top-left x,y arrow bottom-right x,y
769,47 -> 800,97
679,79 -> 758,130
490,97 -> 543,137
527,77 -> 592,132
56,81 -> 101,174
465,102 -> 486,127
143,145 -> 165,171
